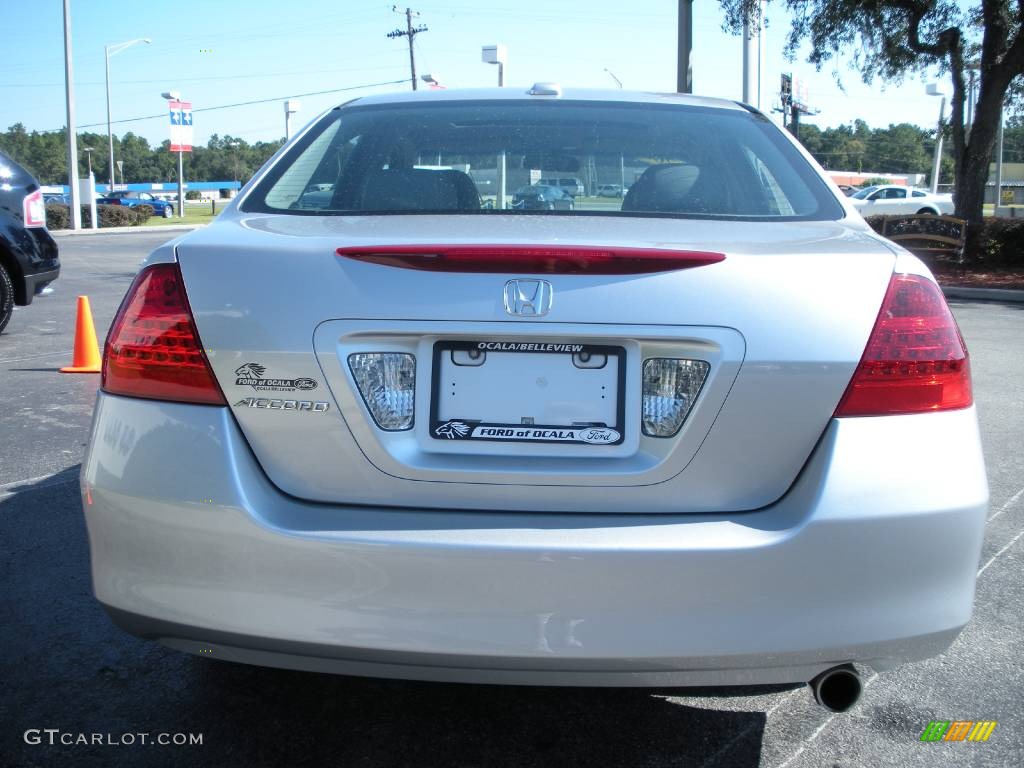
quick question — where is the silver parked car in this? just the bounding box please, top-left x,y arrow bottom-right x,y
83,87 -> 987,712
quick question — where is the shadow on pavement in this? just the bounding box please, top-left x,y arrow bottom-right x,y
3,468 -> 771,768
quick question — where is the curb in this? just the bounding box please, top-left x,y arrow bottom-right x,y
941,286 -> 1024,302
51,224 -> 206,237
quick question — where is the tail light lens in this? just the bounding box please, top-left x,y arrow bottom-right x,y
23,189 -> 45,228
834,273 -> 971,417
102,263 -> 225,405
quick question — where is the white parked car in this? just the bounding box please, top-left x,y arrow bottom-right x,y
849,184 -> 954,216
82,87 -> 987,713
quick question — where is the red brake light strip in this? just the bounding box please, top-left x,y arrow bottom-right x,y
336,244 -> 725,274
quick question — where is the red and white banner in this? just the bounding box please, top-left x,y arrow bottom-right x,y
168,100 -> 193,153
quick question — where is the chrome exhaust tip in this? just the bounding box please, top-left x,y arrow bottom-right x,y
809,664 -> 862,712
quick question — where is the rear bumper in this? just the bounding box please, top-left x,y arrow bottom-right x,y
5,226 -> 59,305
23,266 -> 60,301
81,394 -> 989,686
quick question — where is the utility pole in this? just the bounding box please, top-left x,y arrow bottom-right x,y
742,11 -> 755,104
677,0 -> 693,93
388,7 -> 428,91
742,3 -> 764,107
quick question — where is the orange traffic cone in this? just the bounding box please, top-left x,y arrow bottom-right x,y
60,295 -> 102,373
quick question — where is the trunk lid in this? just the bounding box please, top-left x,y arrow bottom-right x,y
176,213 -> 895,513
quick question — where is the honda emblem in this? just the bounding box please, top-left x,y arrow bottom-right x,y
503,279 -> 553,317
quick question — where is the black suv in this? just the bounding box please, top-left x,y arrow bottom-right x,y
0,151 -> 60,334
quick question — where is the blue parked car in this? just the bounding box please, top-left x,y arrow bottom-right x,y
97,191 -> 175,218
510,184 -> 575,210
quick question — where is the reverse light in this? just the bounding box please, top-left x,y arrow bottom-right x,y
834,273 -> 972,417
23,189 -> 45,228
102,263 -> 225,405
348,353 -> 416,430
642,358 -> 710,437
336,245 -> 725,275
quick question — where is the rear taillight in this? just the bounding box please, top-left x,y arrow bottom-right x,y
336,245 -> 725,274
834,273 -> 971,417
23,189 -> 45,228
102,263 -> 225,405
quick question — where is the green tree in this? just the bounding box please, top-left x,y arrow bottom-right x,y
722,0 -> 1024,256
0,124 -> 283,187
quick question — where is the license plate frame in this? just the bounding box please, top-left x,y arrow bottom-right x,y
429,340 -> 626,446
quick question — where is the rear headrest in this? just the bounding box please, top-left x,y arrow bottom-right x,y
355,168 -> 480,211
622,164 -> 701,213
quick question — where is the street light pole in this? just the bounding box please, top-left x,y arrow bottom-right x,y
926,84 -> 946,194
177,150 -> 184,219
62,0 -> 81,229
996,107 -> 1005,211
742,12 -> 754,104
105,38 -> 150,190
482,45 -> 509,208
104,47 -> 113,188
161,91 -> 185,219
284,100 -> 301,140
229,141 -> 240,187
482,45 -> 507,87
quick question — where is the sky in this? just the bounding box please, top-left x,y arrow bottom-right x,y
1,1 -> 952,148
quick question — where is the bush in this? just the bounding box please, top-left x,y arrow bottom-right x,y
132,204 -> 154,224
973,218 -> 1024,267
96,204 -> 134,228
185,190 -> 202,200
866,214 -> 1024,269
45,203 -> 69,230
42,202 -> 148,229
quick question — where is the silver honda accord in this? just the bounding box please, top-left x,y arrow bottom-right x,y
82,86 -> 988,711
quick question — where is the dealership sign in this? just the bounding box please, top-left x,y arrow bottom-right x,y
168,101 -> 193,153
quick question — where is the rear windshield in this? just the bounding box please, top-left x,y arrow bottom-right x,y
244,100 -> 843,221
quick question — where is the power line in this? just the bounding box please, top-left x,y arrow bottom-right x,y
0,63 -> 408,89
37,79 -> 409,134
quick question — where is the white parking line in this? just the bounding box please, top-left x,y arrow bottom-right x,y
764,506 -> 1024,768
0,350 -> 72,364
977,527 -> 1024,578
773,670 -> 880,768
988,485 -> 1024,523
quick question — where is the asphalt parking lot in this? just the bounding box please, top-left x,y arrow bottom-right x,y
2,231 -> 1022,767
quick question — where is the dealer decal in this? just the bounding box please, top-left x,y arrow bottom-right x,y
234,362 -> 319,393
433,420 -> 620,445
475,342 -> 586,353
